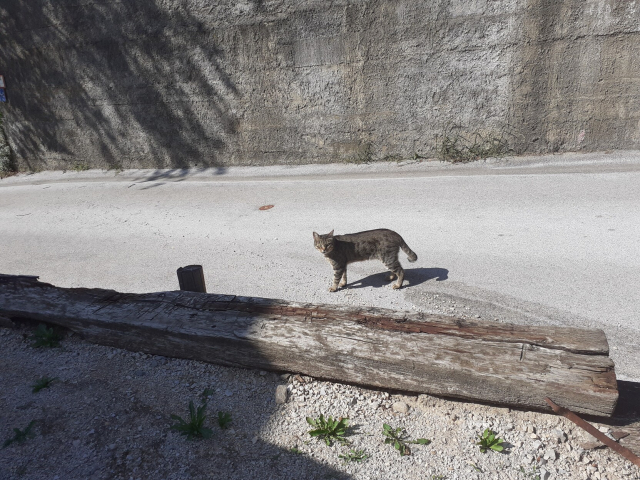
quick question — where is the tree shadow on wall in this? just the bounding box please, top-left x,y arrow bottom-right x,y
0,0 -> 239,171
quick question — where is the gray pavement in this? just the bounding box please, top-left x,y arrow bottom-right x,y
2,150 -> 640,381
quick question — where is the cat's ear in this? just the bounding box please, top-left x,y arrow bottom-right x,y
313,232 -> 320,241
328,230 -> 334,237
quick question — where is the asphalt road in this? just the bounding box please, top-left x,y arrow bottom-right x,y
2,151 -> 640,381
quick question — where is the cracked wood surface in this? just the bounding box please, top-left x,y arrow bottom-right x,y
0,274 -> 618,416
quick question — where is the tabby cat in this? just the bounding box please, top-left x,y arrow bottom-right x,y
313,229 -> 417,291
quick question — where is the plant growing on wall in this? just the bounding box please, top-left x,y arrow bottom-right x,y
0,109 -> 16,176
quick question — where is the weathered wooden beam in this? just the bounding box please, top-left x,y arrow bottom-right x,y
0,274 -> 618,416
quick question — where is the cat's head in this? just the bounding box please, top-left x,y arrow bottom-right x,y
313,230 -> 335,254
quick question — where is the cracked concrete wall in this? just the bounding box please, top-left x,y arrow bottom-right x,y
0,0 -> 639,170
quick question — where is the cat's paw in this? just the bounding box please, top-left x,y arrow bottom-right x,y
392,283 -> 402,290
329,286 -> 338,292
338,281 -> 347,288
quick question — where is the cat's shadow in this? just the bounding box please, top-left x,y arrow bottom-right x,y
346,267 -> 448,289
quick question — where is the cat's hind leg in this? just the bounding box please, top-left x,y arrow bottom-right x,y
383,258 -> 404,289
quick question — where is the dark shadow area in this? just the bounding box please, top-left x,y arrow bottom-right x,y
138,182 -> 167,190
346,267 -> 448,289
580,380 -> 640,458
0,1 -> 239,171
130,165 -> 228,184
0,274 -> 352,480
608,380 -> 640,423
135,169 -> 192,183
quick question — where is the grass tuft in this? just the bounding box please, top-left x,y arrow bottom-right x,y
437,124 -> 513,163
338,448 -> 369,463
31,376 -> 58,393
3,421 -> 36,448
0,110 -> 17,177
217,411 -> 232,429
344,143 -> 374,164
170,400 -> 213,440
30,324 -> 63,348
306,414 -> 350,446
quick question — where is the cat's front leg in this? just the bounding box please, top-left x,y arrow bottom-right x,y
329,266 -> 345,292
339,269 -> 347,288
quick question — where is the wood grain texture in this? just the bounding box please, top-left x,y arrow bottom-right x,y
0,274 -> 618,416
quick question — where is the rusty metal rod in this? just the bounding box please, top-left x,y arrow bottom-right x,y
545,397 -> 640,468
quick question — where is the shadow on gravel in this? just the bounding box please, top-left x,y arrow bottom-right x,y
613,380 -> 640,420
347,267 -> 448,289
583,380 -> 640,458
0,275 -> 353,480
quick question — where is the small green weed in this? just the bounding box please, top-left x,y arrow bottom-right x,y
431,475 -> 448,480
477,428 -> 505,453
200,388 -> 215,402
3,421 -> 36,448
217,411 -> 232,429
382,423 -> 431,456
306,414 -> 350,446
170,400 -> 212,440
0,110 -> 16,177
338,448 -> 369,463
31,376 -> 58,393
519,465 -> 541,479
381,154 -> 403,163
345,143 -> 374,164
289,446 -> 303,454
106,162 -> 124,173
437,124 -> 512,163
30,324 -> 63,348
72,163 -> 90,172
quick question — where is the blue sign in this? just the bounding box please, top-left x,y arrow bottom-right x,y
0,88 -> 5,102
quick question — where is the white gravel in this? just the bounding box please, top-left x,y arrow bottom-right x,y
1,323 -> 638,480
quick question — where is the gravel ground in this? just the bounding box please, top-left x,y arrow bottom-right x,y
1,321 -> 638,480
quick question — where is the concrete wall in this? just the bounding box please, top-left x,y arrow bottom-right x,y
1,0 -> 639,170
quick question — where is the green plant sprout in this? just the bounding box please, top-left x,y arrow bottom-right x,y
382,423 -> 431,456
30,324 -> 63,348
306,414 -> 350,446
217,411 -> 232,429
3,421 -> 36,448
31,376 -> 58,393
338,448 -> 369,463
477,428 -> 505,453
170,400 -> 212,440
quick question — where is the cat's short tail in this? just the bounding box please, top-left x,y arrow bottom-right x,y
401,243 -> 418,263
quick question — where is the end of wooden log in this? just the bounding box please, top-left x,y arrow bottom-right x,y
0,314 -> 16,328
177,265 -> 206,293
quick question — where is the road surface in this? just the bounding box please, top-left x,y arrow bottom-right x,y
2,151 -> 640,381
